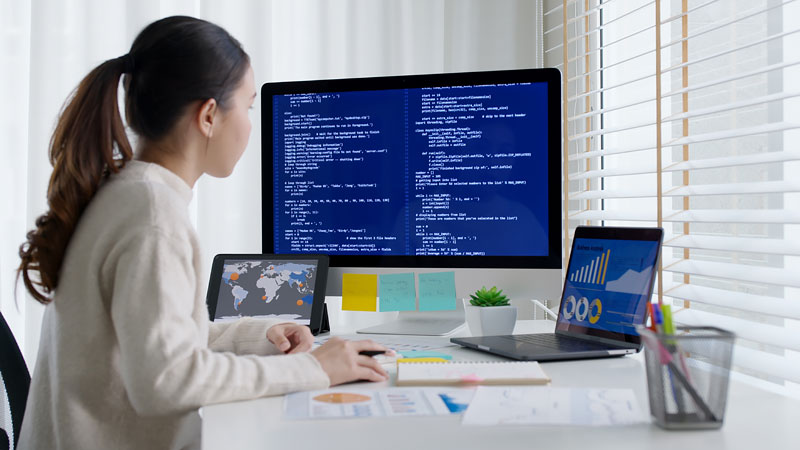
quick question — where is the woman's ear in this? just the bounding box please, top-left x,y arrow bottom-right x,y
196,98 -> 218,138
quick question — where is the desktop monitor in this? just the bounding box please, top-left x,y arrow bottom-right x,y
262,68 -> 562,333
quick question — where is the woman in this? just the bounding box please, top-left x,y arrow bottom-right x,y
17,16 -> 388,450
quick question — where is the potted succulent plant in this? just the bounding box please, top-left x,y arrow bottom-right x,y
464,286 -> 517,336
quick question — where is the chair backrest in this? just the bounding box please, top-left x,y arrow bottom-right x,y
0,311 -> 30,450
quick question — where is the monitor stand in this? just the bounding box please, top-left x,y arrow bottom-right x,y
356,299 -> 465,336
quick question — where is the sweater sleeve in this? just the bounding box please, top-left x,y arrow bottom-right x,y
108,227 -> 330,417
208,318 -> 295,356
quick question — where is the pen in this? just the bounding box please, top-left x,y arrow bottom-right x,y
652,305 -> 664,334
661,304 -> 675,335
665,358 -> 717,422
359,350 -> 387,357
662,304 -> 694,384
652,304 -> 685,412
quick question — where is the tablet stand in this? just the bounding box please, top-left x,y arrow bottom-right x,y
311,303 -> 330,335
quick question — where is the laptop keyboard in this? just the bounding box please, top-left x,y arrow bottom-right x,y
500,333 -> 610,351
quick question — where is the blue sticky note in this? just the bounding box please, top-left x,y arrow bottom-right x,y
398,351 -> 453,360
418,271 -> 457,311
378,273 -> 416,311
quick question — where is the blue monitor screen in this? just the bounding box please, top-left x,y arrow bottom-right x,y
263,69 -> 562,269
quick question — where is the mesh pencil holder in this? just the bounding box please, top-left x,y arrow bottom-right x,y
636,325 -> 736,430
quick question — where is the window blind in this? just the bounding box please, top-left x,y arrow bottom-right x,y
545,0 -> 800,391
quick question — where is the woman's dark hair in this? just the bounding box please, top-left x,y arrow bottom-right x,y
18,16 -> 250,304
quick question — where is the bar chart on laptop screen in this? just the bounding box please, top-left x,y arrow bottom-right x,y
561,239 -> 660,334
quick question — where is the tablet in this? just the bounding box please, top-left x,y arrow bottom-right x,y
206,254 -> 329,334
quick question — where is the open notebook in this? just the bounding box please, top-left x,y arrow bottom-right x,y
396,361 -> 550,386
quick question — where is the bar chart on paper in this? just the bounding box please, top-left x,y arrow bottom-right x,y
284,388 -> 475,419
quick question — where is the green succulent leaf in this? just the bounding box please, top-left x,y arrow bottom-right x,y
469,285 -> 510,307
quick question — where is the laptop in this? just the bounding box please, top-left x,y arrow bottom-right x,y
451,226 -> 663,361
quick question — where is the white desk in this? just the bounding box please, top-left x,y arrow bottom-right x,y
201,315 -> 798,450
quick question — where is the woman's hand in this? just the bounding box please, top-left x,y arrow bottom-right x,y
266,323 -> 314,354
311,338 -> 389,385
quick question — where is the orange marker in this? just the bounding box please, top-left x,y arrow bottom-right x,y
646,303 -> 657,331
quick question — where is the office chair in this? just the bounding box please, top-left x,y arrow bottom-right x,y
0,311 -> 30,450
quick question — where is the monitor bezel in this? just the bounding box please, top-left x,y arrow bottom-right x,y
261,68 -> 562,269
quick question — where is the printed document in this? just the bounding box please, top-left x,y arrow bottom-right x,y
285,387 -> 475,419
462,386 -> 646,426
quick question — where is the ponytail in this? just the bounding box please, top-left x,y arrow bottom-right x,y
17,16 -> 249,305
17,56 -> 133,304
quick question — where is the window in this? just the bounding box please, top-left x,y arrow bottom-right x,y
545,0 -> 800,395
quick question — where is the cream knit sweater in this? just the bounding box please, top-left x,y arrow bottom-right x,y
18,161 -> 330,449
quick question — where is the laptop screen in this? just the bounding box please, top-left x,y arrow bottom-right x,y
556,229 -> 662,342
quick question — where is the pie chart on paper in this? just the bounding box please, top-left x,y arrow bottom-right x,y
312,393 -> 372,404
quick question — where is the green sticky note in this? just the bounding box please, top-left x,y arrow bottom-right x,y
379,273 -> 416,311
418,271 -> 457,311
398,351 -> 453,360
342,273 -> 378,311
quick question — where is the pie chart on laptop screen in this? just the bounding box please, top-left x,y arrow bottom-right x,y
313,393 -> 372,404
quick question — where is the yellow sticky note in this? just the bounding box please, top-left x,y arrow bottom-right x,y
342,273 -> 378,311
397,357 -> 450,363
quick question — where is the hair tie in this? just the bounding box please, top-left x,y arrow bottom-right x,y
118,53 -> 135,74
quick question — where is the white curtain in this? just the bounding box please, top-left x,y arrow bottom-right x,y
0,0 -> 543,366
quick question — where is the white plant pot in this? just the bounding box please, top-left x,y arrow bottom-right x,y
464,302 -> 517,336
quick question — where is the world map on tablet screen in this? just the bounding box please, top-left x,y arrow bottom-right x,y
214,259 -> 318,324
